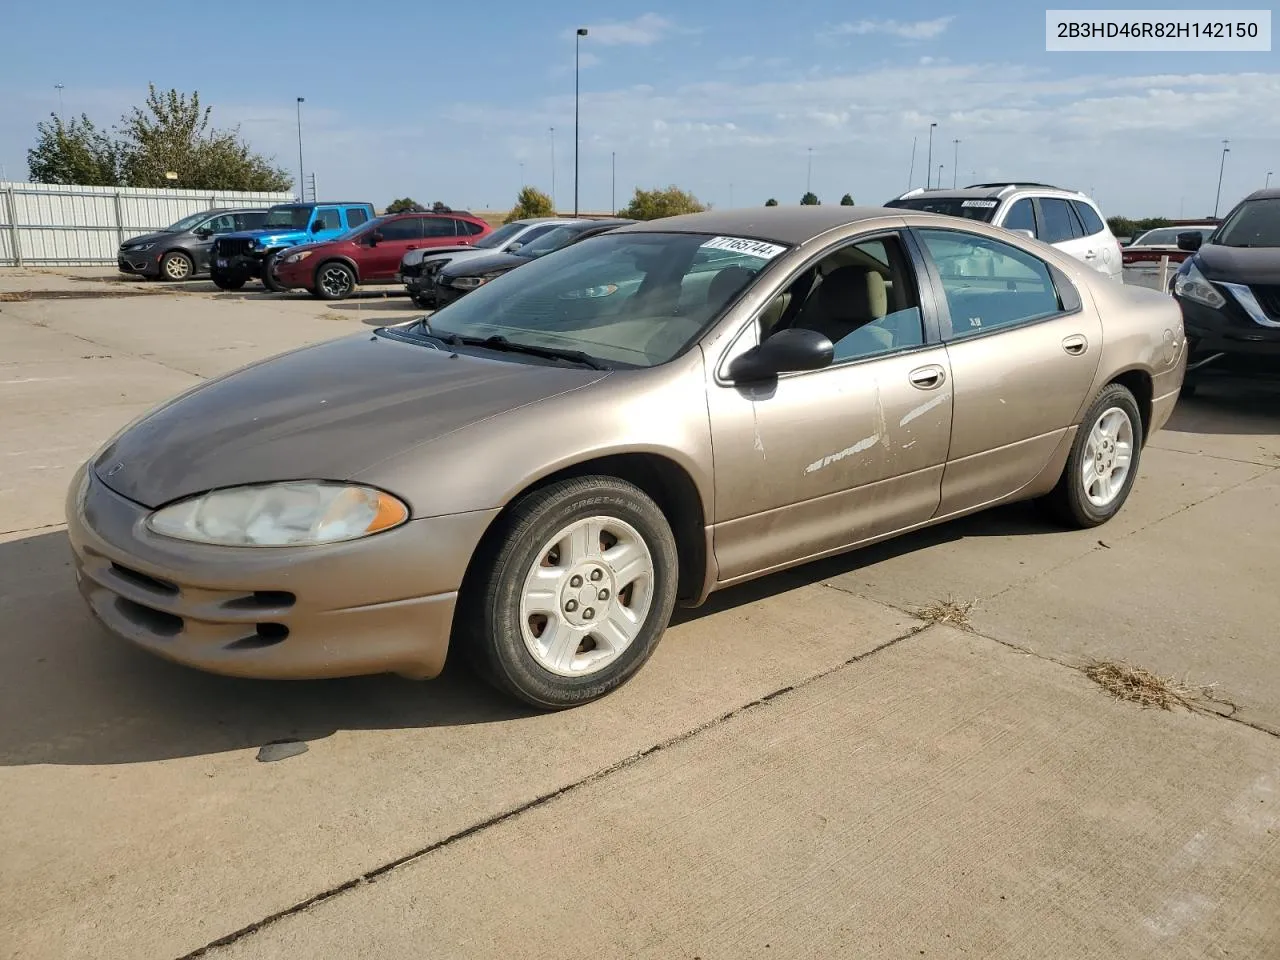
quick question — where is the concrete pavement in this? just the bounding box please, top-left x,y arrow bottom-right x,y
1,272 -> 1277,960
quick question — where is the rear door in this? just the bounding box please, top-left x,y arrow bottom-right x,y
1071,200 -> 1121,278
912,226 -> 1102,516
365,217 -> 426,280
1036,197 -> 1106,275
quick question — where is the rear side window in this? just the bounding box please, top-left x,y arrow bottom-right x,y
380,217 -> 426,241
1038,199 -> 1081,243
1003,199 -> 1037,236
1071,201 -> 1106,236
346,208 -> 369,228
459,219 -> 485,236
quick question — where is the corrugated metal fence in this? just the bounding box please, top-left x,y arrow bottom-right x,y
0,181 -> 296,266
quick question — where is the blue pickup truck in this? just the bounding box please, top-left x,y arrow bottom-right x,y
210,201 -> 376,291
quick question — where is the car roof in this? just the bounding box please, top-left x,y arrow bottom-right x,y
891,184 -> 1094,204
613,207 -> 907,246
1243,188 -> 1280,202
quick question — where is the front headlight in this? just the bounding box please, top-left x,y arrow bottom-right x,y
284,250 -> 314,264
128,242 -> 155,252
1173,261 -> 1226,309
146,481 -> 409,547
246,238 -> 257,249
451,275 -> 490,289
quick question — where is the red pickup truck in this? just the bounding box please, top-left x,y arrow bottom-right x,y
272,210 -> 492,299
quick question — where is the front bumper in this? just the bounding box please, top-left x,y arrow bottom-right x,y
1176,290 -> 1280,375
273,258 -> 315,290
118,254 -> 160,277
211,253 -> 265,279
66,465 -> 499,680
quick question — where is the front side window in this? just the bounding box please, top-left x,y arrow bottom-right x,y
204,214 -> 237,234
916,229 -> 1064,340
764,234 -> 925,363
313,208 -> 342,231
1002,199 -> 1038,236
1215,198 -> 1280,248
419,232 -> 786,368
1038,199 -> 1082,243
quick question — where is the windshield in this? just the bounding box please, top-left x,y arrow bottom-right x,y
520,224 -> 590,257
1134,226 -> 1212,246
164,211 -> 211,233
476,221 -> 529,249
263,205 -> 312,229
418,231 -> 788,368
1214,199 -> 1280,248
884,197 -> 999,222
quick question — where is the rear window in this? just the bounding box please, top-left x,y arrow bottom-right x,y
884,196 -> 999,222
1071,201 -> 1106,236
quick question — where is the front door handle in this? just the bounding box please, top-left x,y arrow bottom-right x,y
908,364 -> 946,390
1062,334 -> 1089,355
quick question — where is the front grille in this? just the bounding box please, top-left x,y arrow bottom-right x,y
215,238 -> 256,258
1250,285 -> 1280,321
111,561 -> 178,596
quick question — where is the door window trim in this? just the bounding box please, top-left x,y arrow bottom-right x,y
713,227 -> 945,385
908,225 -> 1084,347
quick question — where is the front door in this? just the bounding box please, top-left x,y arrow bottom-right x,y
192,212 -> 238,272
365,216 -> 427,280
706,230 -> 954,584
912,227 -> 1103,515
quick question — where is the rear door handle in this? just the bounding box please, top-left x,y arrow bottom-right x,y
1062,334 -> 1088,355
909,364 -> 946,389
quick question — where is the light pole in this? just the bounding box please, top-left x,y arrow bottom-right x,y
519,160 -> 525,189
926,122 -> 937,189
611,151 -> 616,213
295,98 -> 305,202
1214,139 -> 1230,218
807,147 -> 813,194
54,83 -> 65,121
549,127 -> 556,212
952,139 -> 960,188
574,27 -> 588,216
907,136 -> 917,191
1268,171 -> 1274,188
938,164 -> 944,190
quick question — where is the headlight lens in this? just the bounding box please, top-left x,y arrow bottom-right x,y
146,482 -> 409,547
128,242 -> 155,252
451,275 -> 490,289
285,250 -> 313,264
1173,262 -> 1225,309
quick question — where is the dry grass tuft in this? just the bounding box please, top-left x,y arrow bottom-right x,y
913,596 -> 976,630
1083,659 -> 1196,710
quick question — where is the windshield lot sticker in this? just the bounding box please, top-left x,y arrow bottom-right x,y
960,199 -> 999,208
700,236 -> 788,260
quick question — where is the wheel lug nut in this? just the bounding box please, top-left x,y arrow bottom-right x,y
570,575 -> 583,588
583,607 -> 595,619
590,569 -> 603,581
565,600 -> 578,612
598,589 -> 609,601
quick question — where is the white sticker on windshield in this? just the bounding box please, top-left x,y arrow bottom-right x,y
700,236 -> 788,260
961,199 -> 999,208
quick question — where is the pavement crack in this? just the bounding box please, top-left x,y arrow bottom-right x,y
174,618 -> 929,959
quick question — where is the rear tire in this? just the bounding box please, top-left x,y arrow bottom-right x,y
462,476 -> 679,710
1039,383 -> 1144,529
159,250 -> 193,281
210,270 -> 245,291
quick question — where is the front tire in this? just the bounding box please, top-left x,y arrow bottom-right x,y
314,261 -> 356,300
1040,382 -> 1144,528
463,476 -> 679,709
159,250 -> 193,281
260,252 -> 284,291
210,270 -> 245,291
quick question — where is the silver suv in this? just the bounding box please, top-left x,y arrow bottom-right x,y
886,182 -> 1123,281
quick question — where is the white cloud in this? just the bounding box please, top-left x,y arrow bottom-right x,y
832,16 -> 955,41
579,13 -> 674,46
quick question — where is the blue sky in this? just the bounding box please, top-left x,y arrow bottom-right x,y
1,1 -> 1276,217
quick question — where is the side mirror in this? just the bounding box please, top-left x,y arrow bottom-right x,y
194,228 -> 212,239
1010,228 -> 1035,240
507,241 -> 523,252
311,220 -> 326,233
368,231 -> 384,246
1177,231 -> 1204,252
727,327 -> 834,382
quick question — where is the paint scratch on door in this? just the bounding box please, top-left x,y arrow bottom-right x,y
751,403 -> 766,459
900,393 -> 949,427
804,433 -> 879,475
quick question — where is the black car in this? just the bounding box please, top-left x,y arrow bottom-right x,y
432,218 -> 635,308
117,208 -> 269,281
1172,189 -> 1280,392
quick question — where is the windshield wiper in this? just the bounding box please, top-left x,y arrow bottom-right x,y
451,333 -> 608,369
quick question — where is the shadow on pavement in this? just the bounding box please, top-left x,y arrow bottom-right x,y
0,502 -> 1050,768
1164,379 -> 1280,437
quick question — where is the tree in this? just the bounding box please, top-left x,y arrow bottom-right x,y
116,85 -> 291,191
1107,215 -> 1173,240
26,113 -> 121,186
840,193 -> 855,206
385,198 -> 426,214
505,186 -> 555,223
800,192 -> 820,205
764,198 -> 779,206
620,185 -> 707,220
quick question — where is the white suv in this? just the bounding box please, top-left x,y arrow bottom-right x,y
886,182 -> 1123,280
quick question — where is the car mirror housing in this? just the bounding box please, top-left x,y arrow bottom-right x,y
1010,229 -> 1035,240
1177,231 -> 1204,252
728,327 -> 834,382
311,221 -> 326,233
368,231 -> 384,246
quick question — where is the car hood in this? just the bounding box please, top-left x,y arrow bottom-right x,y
92,331 -> 607,509
121,230 -> 168,248
402,245 -> 488,267
1195,244 -> 1280,285
439,251 -> 530,278
220,229 -> 308,245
